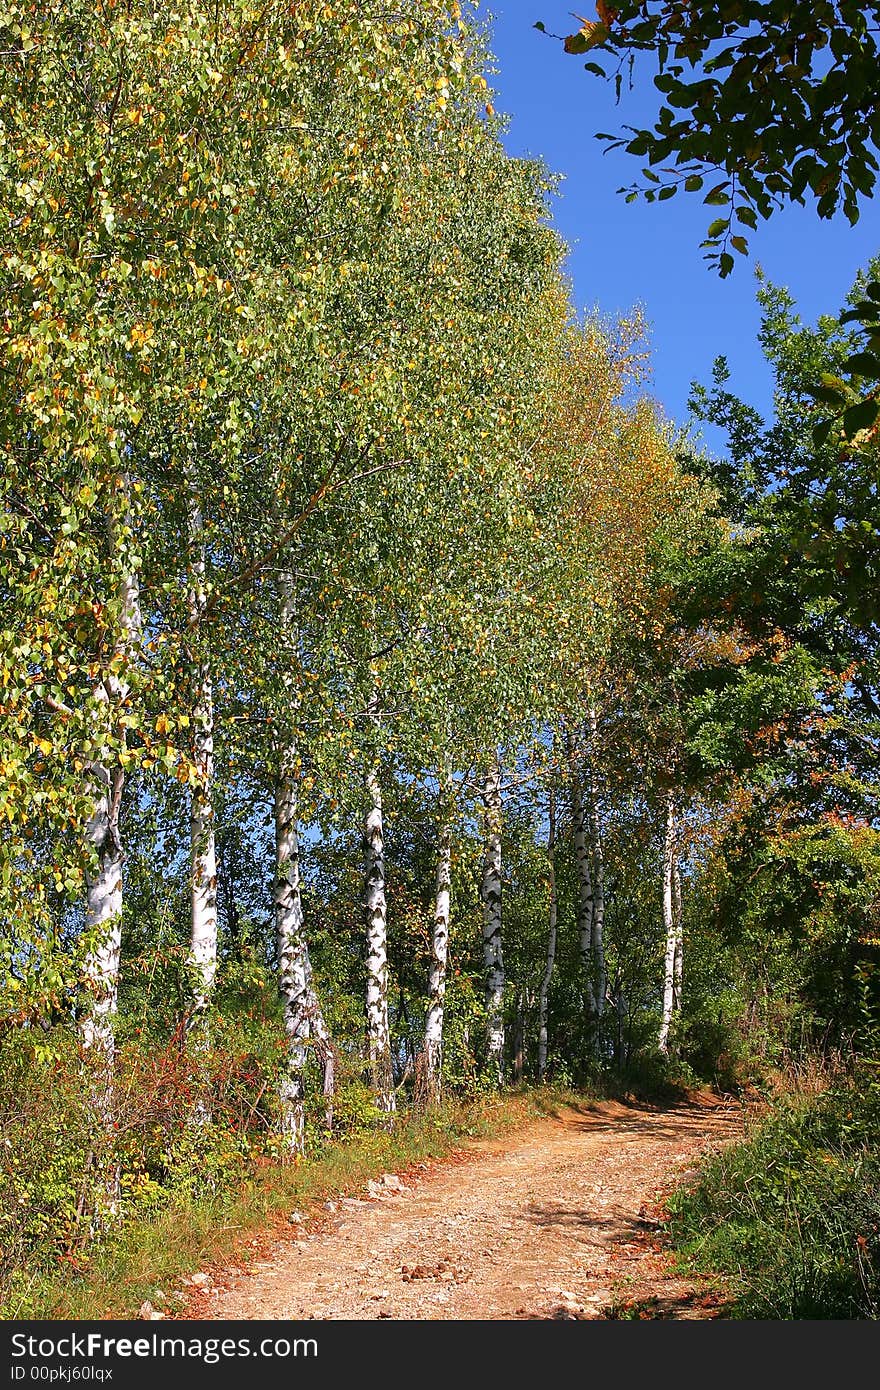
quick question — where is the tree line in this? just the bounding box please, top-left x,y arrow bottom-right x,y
2,2 -> 878,1268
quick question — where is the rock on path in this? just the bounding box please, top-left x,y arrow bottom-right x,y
184,1094 -> 741,1321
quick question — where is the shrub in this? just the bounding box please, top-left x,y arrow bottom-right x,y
667,1065 -> 880,1318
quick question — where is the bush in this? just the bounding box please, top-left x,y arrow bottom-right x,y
667,1064 -> 880,1318
0,1018 -> 284,1316
0,1033 -> 94,1314
613,1047 -> 698,1103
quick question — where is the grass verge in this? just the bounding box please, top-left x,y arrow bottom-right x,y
665,1062 -> 880,1319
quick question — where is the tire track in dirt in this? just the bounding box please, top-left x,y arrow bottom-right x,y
185,1093 -> 741,1321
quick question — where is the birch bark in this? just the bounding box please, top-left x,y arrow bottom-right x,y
274,759 -> 335,1153
481,752 -> 504,1083
80,505 -> 141,1100
274,763 -> 309,1156
586,710 -> 607,1025
658,790 -> 677,1053
537,788 -> 557,1082
673,857 -> 683,1013
424,812 -> 452,1104
273,572 -> 334,1147
364,764 -> 395,1116
81,762 -> 125,1104
186,490 -> 218,1052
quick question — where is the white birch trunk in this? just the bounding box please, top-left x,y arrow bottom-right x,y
673,858 -> 683,1014
364,765 -> 395,1116
81,764 -> 124,1088
566,729 -> 596,1022
274,765 -> 309,1157
80,511 -> 141,1092
481,753 -> 504,1083
424,813 -> 452,1103
658,790 -> 677,1053
187,493 -> 218,1044
537,788 -> 557,1082
274,760 -> 335,1151
586,708 -> 607,1024
273,572 -> 335,1143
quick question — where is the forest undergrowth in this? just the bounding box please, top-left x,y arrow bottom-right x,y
666,1049 -> 880,1319
0,1037 -> 591,1321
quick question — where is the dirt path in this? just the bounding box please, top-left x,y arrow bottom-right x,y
186,1093 -> 741,1321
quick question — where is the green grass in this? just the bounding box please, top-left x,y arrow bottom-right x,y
665,1063 -> 880,1319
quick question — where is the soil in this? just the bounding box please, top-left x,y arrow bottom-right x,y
181,1092 -> 742,1321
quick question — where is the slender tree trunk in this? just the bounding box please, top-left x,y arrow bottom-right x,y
79,503 -> 140,1218
364,764 -> 395,1117
81,765 -> 125,1094
80,512 -> 140,1095
566,728 -> 596,1025
513,990 -> 525,1082
274,760 -> 334,1149
586,707 -> 606,1026
274,764 -> 310,1157
187,493 -> 218,1049
537,787 -> 557,1082
480,752 -> 504,1083
658,790 -> 677,1053
274,574 -> 334,1133
673,858 -> 683,1013
424,809 -> 452,1105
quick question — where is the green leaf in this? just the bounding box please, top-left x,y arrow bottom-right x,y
842,397 -> 880,437
809,385 -> 847,406
840,301 -> 879,326
564,29 -> 591,54
707,217 -> 729,238
843,352 -> 880,379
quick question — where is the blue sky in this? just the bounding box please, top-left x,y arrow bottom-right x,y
485,3 -> 879,433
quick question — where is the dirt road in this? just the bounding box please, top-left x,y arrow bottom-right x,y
185,1093 -> 741,1321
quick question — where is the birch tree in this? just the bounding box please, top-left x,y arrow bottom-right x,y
274,751 -> 334,1150
537,787 -> 558,1081
566,728 -> 597,1029
184,486 -> 218,1043
423,780 -> 453,1103
658,791 -> 679,1053
363,760 -> 395,1117
481,753 -> 505,1082
79,497 -> 143,1092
